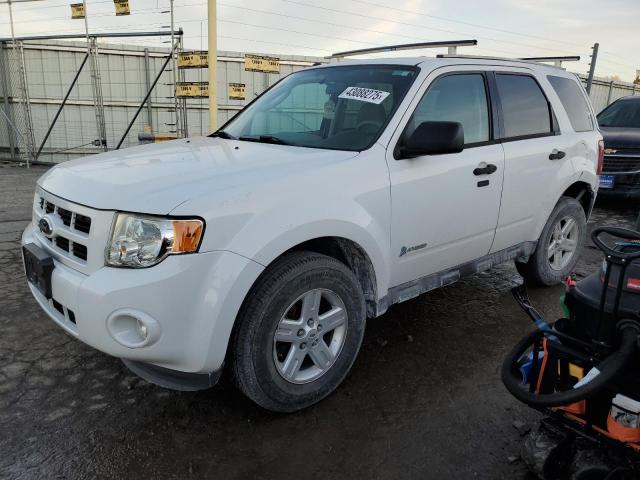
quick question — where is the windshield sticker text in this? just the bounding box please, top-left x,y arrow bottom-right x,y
339,87 -> 390,105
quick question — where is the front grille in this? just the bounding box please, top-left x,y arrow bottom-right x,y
57,207 -> 72,226
74,214 -> 91,234
55,236 -> 70,252
603,156 -> 640,174
38,196 -> 91,263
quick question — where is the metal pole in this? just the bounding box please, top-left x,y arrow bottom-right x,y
606,80 -> 614,106
36,53 -> 89,160
7,0 -> 15,40
0,43 -> 16,160
143,48 -> 153,132
17,41 -> 34,167
93,38 -> 107,150
178,35 -> 188,137
116,49 -> 174,149
208,0 -> 217,132
170,0 -> 180,137
82,0 -> 98,145
82,0 -> 90,49
586,42 -> 599,95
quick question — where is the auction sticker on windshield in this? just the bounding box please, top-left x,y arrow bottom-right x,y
339,87 -> 390,105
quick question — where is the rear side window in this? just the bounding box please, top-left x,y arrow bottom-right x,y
547,75 -> 594,132
496,74 -> 553,139
408,73 -> 490,145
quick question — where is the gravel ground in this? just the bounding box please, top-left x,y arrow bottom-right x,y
1,161 -> 638,479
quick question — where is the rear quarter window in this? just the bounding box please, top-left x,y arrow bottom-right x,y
547,75 -> 594,132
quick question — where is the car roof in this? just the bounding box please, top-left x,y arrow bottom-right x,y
613,95 -> 640,102
313,56 -> 575,77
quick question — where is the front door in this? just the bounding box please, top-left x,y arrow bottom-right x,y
386,69 -> 505,287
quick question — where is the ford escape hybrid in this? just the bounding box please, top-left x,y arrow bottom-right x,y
22,57 -> 602,412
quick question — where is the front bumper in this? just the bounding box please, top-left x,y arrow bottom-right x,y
597,181 -> 640,199
22,222 -> 264,381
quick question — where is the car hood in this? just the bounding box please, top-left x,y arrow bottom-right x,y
600,127 -> 640,149
38,137 -> 359,214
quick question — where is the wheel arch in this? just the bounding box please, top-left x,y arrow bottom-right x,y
288,237 -> 378,318
249,236 -> 380,319
561,180 -> 595,220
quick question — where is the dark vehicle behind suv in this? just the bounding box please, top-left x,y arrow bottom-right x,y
597,96 -> 640,197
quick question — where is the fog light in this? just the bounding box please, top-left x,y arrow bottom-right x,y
106,309 -> 160,348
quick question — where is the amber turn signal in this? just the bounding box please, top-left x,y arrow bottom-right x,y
172,219 -> 204,253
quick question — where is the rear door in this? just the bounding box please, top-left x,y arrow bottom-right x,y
490,70 -> 576,253
386,67 -> 505,287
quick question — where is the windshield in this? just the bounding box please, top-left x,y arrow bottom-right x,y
598,100 -> 640,128
218,65 -> 418,151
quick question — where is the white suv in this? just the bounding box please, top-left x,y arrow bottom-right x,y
22,57 -> 602,412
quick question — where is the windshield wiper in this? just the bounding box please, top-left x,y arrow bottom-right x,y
210,130 -> 236,139
238,135 -> 292,146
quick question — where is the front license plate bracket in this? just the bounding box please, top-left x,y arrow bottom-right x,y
23,243 -> 54,299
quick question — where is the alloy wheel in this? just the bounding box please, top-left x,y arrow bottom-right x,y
548,215 -> 579,271
273,288 -> 348,384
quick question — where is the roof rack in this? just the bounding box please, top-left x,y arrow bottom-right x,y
436,54 -> 579,69
328,40 -> 477,59
519,56 -> 580,68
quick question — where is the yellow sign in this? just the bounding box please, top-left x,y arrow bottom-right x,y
114,0 -> 130,15
70,3 -> 85,19
177,51 -> 209,69
228,83 -> 246,100
176,82 -> 209,98
154,133 -> 177,143
245,54 -> 280,74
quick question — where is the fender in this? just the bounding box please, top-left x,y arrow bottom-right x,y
170,145 -> 393,309
248,219 -> 390,299
530,168 -> 598,242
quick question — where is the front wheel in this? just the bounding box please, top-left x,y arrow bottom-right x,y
230,251 -> 366,412
516,196 -> 587,286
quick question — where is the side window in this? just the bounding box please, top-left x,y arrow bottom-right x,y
547,75 -> 594,132
407,74 -> 490,145
496,74 -> 553,139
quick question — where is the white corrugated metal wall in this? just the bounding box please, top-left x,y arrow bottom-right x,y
0,40 -> 322,163
1,42 -> 639,164
578,73 -> 639,113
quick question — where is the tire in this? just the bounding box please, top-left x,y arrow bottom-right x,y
230,251 -> 366,412
515,196 -> 586,286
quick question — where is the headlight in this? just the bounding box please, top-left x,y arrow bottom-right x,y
106,213 -> 204,268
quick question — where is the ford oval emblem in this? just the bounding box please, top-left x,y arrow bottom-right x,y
38,217 -> 53,237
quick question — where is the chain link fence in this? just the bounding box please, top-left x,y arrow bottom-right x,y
0,42 -> 37,164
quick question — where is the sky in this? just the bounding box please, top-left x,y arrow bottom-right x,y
1,0 -> 639,81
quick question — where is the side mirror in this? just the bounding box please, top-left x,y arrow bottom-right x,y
398,121 -> 464,159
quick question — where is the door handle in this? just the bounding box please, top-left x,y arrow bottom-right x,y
549,149 -> 566,160
473,163 -> 498,176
